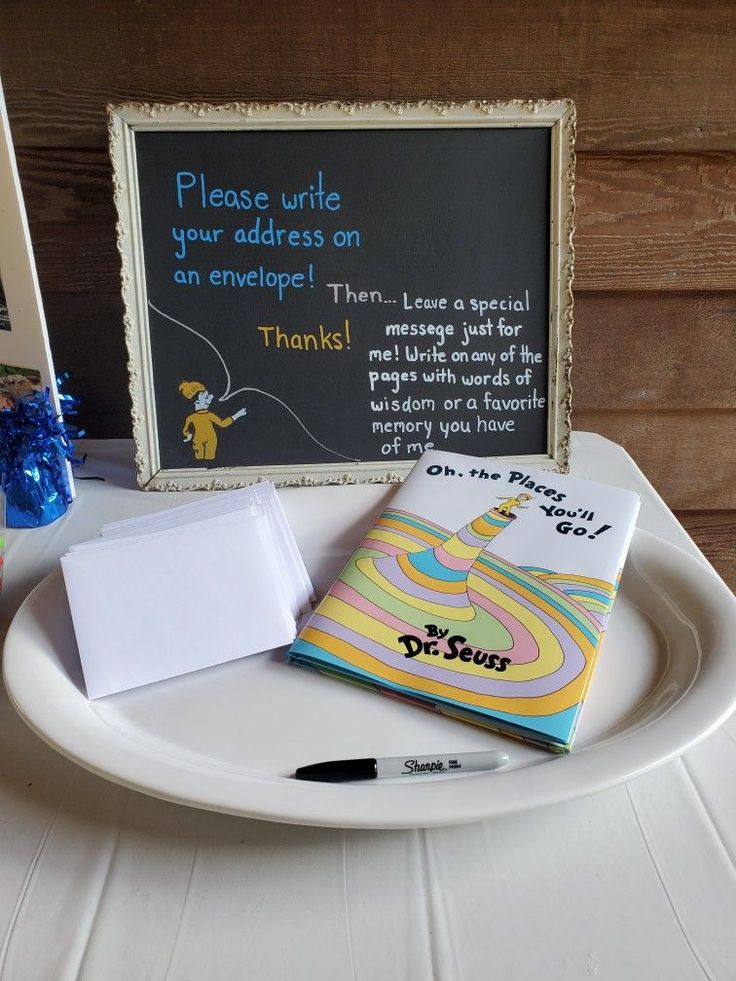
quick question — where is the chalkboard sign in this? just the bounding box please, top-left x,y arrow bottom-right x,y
109,101 -> 575,489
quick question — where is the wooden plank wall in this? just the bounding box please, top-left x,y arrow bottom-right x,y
0,0 -> 733,586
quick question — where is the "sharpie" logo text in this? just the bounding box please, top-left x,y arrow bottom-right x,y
402,759 -> 448,774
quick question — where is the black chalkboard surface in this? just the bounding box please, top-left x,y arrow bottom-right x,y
110,102 -> 574,488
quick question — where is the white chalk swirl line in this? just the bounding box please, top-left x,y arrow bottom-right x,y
147,301 -> 359,462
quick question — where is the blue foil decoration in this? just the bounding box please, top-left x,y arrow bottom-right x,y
0,378 -> 82,528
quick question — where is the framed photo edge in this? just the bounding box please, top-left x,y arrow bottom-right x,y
108,98 -> 575,491
0,75 -> 75,496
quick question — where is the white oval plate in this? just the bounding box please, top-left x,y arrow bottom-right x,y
4,529 -> 736,829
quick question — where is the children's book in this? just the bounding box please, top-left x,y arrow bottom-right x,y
289,451 -> 640,751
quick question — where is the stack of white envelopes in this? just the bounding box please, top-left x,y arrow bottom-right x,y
61,484 -> 314,699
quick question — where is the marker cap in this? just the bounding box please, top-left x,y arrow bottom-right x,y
295,758 -> 377,783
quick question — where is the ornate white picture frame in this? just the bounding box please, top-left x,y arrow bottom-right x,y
109,100 -> 575,489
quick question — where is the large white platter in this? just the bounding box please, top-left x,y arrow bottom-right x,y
4,529 -> 736,829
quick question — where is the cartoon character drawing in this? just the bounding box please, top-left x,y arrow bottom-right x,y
151,303 -> 358,464
495,492 -> 533,516
179,380 -> 247,461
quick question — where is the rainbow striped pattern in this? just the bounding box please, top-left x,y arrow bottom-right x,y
289,507 -> 617,750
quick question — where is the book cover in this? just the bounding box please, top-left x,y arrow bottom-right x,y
289,451 -> 640,751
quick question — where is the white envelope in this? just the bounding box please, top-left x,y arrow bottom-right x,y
61,509 -> 297,699
98,484 -> 314,616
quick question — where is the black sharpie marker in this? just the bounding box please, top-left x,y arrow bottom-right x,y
294,750 -> 509,783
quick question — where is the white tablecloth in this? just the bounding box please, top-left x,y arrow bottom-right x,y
1,433 -> 734,980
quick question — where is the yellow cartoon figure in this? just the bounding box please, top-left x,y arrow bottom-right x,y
179,381 -> 247,461
495,492 -> 533,516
